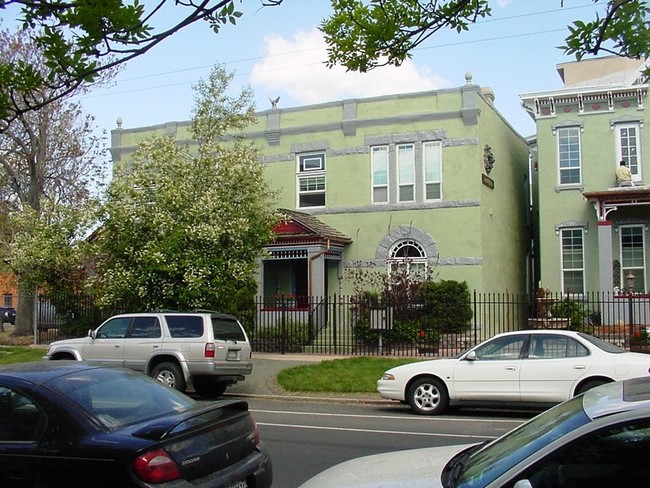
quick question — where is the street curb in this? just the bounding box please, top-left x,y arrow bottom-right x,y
224,391 -> 394,405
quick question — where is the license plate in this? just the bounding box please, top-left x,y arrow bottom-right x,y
227,350 -> 241,360
227,482 -> 247,488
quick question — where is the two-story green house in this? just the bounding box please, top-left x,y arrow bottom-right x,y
521,56 -> 650,296
111,73 -> 530,301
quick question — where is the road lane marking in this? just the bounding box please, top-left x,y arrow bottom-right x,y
256,421 -> 497,439
250,409 -> 524,425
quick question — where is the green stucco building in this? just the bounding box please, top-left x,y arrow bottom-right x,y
521,56 -> 650,296
111,73 -> 530,299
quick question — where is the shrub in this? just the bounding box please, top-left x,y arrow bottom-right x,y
550,299 -> 588,331
420,280 -> 472,333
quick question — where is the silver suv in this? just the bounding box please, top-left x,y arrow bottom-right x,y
44,310 -> 253,398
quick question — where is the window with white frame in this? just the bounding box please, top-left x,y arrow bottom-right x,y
620,225 -> 646,292
561,228 -> 584,294
297,152 -> 326,208
371,145 -> 389,203
397,144 -> 415,202
616,122 -> 643,182
423,141 -> 442,200
557,127 -> 581,185
389,240 -> 427,281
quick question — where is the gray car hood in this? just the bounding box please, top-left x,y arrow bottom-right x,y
298,443 -> 477,488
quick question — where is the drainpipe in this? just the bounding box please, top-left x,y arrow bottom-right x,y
308,239 -> 331,297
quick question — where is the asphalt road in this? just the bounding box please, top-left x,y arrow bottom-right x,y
241,396 -> 531,488
222,354 -> 536,487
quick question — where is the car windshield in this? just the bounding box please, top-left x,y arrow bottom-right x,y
453,395 -> 590,487
578,333 -> 626,353
45,368 -> 196,430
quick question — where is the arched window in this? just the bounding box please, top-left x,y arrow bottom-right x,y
389,240 -> 427,280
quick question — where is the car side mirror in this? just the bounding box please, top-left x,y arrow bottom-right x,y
466,351 -> 477,361
87,329 -> 95,339
513,480 -> 533,488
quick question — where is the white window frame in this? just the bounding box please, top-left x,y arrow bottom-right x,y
557,127 -> 582,186
371,145 -> 389,204
297,152 -> 326,208
388,240 -> 427,281
560,228 -> 585,294
620,224 -> 646,293
397,143 -> 415,202
423,141 -> 442,201
615,122 -> 643,182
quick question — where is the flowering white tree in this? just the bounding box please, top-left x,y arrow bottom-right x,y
0,29 -> 108,336
95,65 -> 277,314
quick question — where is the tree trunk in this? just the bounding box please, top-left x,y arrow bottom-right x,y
13,283 -> 35,337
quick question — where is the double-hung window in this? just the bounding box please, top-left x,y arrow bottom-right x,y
616,122 -> 643,182
371,146 -> 389,203
297,152 -> 326,208
620,225 -> 646,292
397,143 -> 415,202
557,127 -> 581,185
561,228 -> 584,294
423,141 -> 442,200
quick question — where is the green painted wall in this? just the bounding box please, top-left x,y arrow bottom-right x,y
111,87 -> 530,295
533,88 -> 649,293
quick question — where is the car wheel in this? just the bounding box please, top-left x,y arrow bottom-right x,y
575,379 -> 608,396
151,362 -> 186,393
407,377 -> 449,415
193,377 -> 228,399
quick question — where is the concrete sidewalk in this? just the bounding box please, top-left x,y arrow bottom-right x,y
225,353 -> 388,404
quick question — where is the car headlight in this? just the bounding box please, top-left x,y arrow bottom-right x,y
382,373 -> 395,381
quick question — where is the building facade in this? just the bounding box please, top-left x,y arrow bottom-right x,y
521,56 -> 650,295
111,74 -> 531,299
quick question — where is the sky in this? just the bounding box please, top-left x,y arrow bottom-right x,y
71,1 -> 604,166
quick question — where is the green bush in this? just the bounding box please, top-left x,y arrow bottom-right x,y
550,299 -> 588,331
420,280 -> 472,333
263,320 -> 310,352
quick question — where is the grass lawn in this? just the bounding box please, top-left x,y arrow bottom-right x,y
0,347 -> 46,365
277,356 -> 422,393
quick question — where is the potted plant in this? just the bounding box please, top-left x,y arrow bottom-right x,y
417,327 -> 441,355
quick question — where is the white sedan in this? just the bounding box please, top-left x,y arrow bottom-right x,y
378,329 -> 650,415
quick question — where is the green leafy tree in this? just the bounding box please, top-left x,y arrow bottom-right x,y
0,28 -> 108,336
321,1 -> 649,72
1,1 -> 647,126
94,64 -> 277,316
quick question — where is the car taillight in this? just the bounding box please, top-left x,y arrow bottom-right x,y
204,343 -> 215,358
132,448 -> 182,483
247,420 -> 260,446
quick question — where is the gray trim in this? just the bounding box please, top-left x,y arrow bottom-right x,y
344,257 -> 482,268
555,221 -> 589,235
375,225 -> 438,260
304,199 -> 480,216
292,142 -> 330,154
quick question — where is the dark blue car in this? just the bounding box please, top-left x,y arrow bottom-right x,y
0,307 -> 15,325
0,362 -> 272,487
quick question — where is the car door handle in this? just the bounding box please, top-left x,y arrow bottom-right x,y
573,365 -> 586,370
505,366 -> 517,371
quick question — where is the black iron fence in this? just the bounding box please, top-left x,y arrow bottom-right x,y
30,291 -> 650,355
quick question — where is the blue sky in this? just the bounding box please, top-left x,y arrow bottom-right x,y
75,1 -> 603,153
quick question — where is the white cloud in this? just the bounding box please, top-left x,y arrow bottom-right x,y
251,28 -> 449,107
